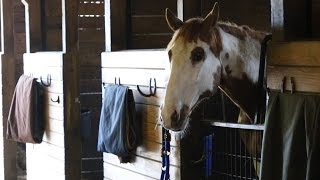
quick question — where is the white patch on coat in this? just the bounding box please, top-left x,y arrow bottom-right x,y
218,28 -> 261,83
162,36 -> 221,130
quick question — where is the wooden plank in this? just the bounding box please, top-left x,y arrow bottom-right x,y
45,118 -> 64,134
44,105 -> 64,121
267,41 -> 320,66
79,17 -> 104,29
267,66 -> 320,93
45,0 -> 62,17
136,140 -> 180,167
101,50 -> 168,69
80,79 -> 102,93
43,130 -> 65,148
82,171 -> 104,180
82,158 -> 103,171
29,0 -> 44,52
24,65 -> 63,81
101,68 -> 168,88
28,142 -> 65,161
80,66 -> 101,79
23,52 -> 63,67
79,29 -> 105,43
130,34 -> 172,49
131,16 -> 171,34
202,0 -> 270,31
103,153 -> 180,180
79,2 -> 104,15
103,162 -> 157,180
46,16 -> 62,29
27,144 -> 65,179
42,80 -> 64,94
131,0 -> 176,15
78,41 -> 105,54
135,104 -> 160,124
110,0 -> 128,50
183,0 -> 201,20
143,122 -> 179,147
63,0 -> 81,179
101,86 -> 165,106
1,0 -> 18,179
46,29 -> 62,51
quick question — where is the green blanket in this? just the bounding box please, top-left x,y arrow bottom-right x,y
260,92 -> 320,180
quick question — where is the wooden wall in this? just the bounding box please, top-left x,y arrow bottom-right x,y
101,51 -> 181,180
11,0 -> 104,179
201,0 -> 271,32
78,0 -> 105,179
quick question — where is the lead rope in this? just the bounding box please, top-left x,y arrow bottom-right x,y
160,128 -> 171,180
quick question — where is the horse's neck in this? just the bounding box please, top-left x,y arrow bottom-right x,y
218,28 -> 261,122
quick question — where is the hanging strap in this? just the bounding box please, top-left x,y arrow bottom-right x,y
204,134 -> 214,179
160,128 -> 171,180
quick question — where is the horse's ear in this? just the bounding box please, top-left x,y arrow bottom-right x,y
203,2 -> 219,29
165,8 -> 183,31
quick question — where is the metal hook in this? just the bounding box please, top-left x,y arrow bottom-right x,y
290,77 -> 295,94
114,77 -> 121,85
137,78 -> 157,97
280,76 -> 286,93
102,82 -> 106,89
40,74 -> 51,87
50,96 -> 60,104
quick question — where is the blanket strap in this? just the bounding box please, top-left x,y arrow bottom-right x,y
204,134 -> 214,179
160,128 -> 171,180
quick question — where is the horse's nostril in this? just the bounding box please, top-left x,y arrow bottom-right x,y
171,110 -> 178,123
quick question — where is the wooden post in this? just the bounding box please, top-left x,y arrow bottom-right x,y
62,0 -> 81,179
0,0 -> 17,179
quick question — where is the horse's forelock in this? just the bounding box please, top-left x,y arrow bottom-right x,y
168,18 -> 223,58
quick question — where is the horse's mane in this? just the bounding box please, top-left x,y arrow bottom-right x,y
167,18 -> 267,48
217,21 -> 267,42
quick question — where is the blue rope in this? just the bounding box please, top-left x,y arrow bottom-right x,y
160,129 -> 171,180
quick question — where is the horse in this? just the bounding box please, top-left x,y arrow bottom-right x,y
160,2 -> 268,177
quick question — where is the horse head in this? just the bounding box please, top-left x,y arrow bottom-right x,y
161,2 -> 267,132
161,3 -> 222,131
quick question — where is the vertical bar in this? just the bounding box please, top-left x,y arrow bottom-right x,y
233,129 -> 238,176
0,0 -> 17,179
104,0 -> 111,52
240,130 -> 242,179
21,0 -> 30,53
177,0 -> 183,21
61,0 -> 66,52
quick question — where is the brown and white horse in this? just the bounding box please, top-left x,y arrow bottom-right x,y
161,2 -> 267,176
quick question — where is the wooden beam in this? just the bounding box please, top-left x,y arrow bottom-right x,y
0,0 -> 17,179
62,0 -> 81,179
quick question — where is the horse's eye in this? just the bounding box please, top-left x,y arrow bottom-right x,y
191,47 -> 205,64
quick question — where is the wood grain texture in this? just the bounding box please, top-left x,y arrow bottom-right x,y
103,162 -> 157,180
103,153 -> 180,180
267,41 -> 320,66
267,66 -> 320,93
1,0 -> 18,179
